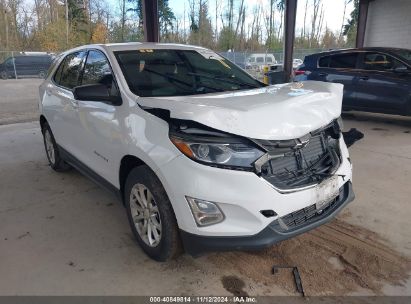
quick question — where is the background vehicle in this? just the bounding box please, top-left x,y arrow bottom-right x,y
245,53 -> 277,70
0,54 -> 52,79
293,58 -> 303,69
295,47 -> 411,116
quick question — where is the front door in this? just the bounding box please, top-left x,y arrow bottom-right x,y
354,52 -> 411,114
74,50 -> 123,187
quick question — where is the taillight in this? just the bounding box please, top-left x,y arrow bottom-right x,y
294,70 -> 306,75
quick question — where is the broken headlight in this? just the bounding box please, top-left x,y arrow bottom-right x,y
170,135 -> 264,170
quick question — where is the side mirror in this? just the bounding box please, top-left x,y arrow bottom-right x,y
73,84 -> 121,104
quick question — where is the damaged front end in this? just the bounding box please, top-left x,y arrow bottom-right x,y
166,116 -> 344,192
253,119 -> 343,192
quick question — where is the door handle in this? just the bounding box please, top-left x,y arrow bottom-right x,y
359,76 -> 369,80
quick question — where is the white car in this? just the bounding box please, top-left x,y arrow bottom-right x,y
245,53 -> 277,70
293,58 -> 303,69
39,43 -> 354,261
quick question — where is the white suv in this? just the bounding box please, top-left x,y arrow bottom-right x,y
39,43 -> 354,261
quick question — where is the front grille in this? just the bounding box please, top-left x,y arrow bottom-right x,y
256,122 -> 341,190
281,195 -> 338,228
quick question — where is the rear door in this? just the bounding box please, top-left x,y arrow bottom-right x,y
309,52 -> 360,108
45,51 -> 87,155
355,52 -> 411,113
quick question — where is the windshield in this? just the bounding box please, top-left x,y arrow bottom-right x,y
391,49 -> 411,63
114,49 -> 264,97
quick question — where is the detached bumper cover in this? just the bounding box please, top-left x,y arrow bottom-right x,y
180,181 -> 354,256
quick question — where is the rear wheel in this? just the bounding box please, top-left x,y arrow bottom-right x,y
125,165 -> 182,261
41,122 -> 71,172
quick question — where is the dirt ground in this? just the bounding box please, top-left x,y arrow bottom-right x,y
0,79 -> 410,296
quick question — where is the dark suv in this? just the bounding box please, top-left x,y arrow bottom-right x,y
0,54 -> 53,79
295,48 -> 411,116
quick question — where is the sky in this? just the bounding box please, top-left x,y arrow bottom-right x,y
168,0 -> 355,35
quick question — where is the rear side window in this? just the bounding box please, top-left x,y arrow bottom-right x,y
318,56 -> 330,67
329,53 -> 358,69
256,57 -> 264,63
266,57 -> 273,63
54,51 -> 86,89
81,50 -> 112,86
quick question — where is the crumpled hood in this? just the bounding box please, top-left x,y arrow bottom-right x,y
137,81 -> 344,140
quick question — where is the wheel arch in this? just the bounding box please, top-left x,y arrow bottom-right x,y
119,155 -> 146,204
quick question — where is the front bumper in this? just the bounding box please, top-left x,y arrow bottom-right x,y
158,136 -> 352,237
180,181 -> 354,256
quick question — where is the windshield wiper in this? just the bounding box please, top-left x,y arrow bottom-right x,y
187,72 -> 261,89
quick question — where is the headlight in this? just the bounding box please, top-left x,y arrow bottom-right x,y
170,135 -> 264,170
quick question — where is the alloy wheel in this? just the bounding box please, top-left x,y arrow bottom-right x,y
129,183 -> 162,247
44,129 -> 55,165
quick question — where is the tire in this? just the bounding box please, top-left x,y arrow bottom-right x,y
125,165 -> 182,261
41,122 -> 71,172
1,71 -> 8,80
38,70 -> 46,79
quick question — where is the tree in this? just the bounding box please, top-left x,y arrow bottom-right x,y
343,0 -> 359,47
91,22 -> 108,43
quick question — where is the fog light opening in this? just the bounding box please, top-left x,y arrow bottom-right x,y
186,197 -> 225,227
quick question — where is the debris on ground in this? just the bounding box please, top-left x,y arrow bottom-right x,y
272,266 -> 305,296
343,128 -> 364,147
16,232 -> 31,240
207,219 -> 411,296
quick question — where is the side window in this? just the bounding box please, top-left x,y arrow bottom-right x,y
56,51 -> 86,89
329,53 -> 358,69
248,57 -> 255,63
5,58 -> 14,67
81,50 -> 112,86
266,57 -> 273,63
363,52 -> 403,71
47,55 -> 63,79
53,57 -> 66,84
318,56 -> 330,67
256,57 -> 264,63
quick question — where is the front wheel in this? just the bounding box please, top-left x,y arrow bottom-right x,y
0,71 -> 8,80
125,166 -> 182,261
38,70 -> 46,79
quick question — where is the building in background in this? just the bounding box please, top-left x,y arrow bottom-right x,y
364,0 -> 411,49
